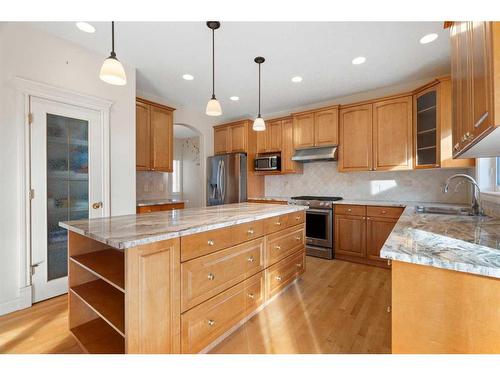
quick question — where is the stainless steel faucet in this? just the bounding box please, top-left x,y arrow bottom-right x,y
443,174 -> 483,216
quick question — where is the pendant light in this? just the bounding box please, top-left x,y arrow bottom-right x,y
253,56 -> 266,131
206,21 -> 222,116
99,21 -> 127,86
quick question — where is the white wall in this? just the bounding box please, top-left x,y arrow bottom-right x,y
0,23 -> 136,314
180,136 -> 203,208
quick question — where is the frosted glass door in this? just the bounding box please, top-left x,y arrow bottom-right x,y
46,114 -> 89,280
30,97 -> 105,302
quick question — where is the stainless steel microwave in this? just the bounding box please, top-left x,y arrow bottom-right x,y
254,155 -> 280,171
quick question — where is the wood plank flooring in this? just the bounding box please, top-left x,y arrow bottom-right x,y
0,258 -> 391,354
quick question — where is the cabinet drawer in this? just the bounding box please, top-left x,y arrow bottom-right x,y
366,205 -> 404,219
266,250 -> 305,299
181,238 -> 265,312
181,272 -> 264,354
181,226 -> 236,262
232,220 -> 265,243
245,271 -> 266,315
265,214 -> 289,234
334,205 -> 366,216
266,225 -> 305,266
288,210 -> 305,226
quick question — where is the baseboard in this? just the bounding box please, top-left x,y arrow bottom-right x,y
0,286 -> 32,316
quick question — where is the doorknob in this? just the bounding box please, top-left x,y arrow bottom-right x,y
92,202 -> 103,209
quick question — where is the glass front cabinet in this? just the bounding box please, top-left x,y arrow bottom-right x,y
414,84 -> 440,168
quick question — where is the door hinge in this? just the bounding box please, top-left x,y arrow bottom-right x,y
29,189 -> 35,200
28,113 -> 33,125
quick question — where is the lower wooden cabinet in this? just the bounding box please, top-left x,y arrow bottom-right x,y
136,202 -> 185,214
335,205 -> 404,267
266,250 -> 305,299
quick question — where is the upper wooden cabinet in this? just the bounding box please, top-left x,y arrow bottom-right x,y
292,106 -> 338,150
373,96 -> 413,171
213,120 -> 249,154
339,96 -> 412,172
256,119 -> 282,153
450,21 -> 500,158
281,118 -> 303,174
338,104 -> 373,172
136,98 -> 175,172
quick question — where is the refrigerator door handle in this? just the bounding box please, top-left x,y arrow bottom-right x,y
217,159 -> 222,199
221,160 -> 226,202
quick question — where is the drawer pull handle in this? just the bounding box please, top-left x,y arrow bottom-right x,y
296,263 -> 302,268
274,245 -> 281,250
275,275 -> 282,281
295,236 -> 301,241
207,319 -> 215,327
381,210 -> 387,214
247,256 -> 255,263
275,221 -> 281,226
248,293 -> 255,299
207,273 -> 215,281
247,228 -> 254,235
295,216 -> 301,221
347,208 -> 352,212
207,240 -> 215,246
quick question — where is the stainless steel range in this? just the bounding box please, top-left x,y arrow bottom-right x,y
289,196 -> 343,259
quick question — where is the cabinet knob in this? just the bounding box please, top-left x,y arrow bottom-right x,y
295,216 -> 301,221
248,293 -> 255,299
295,236 -> 302,241
296,263 -> 302,268
387,259 -> 392,266
347,208 -> 352,212
207,319 -> 215,326
207,239 -> 215,246
274,245 -> 281,250
207,273 -> 215,281
381,210 -> 387,214
366,217 -> 370,220
247,256 -> 255,263
275,221 -> 281,226
247,228 -> 254,235
275,275 -> 282,281
387,306 -> 391,313
92,202 -> 103,209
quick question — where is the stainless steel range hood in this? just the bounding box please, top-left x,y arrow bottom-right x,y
291,146 -> 338,162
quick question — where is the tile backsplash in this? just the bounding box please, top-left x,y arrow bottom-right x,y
265,162 -> 474,204
136,171 -> 169,201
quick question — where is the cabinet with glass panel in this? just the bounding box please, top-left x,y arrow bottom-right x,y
414,85 -> 439,168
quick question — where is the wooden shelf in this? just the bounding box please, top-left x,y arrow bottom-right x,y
70,317 -> 124,354
71,279 -> 125,336
417,105 -> 437,114
417,145 -> 436,151
71,249 -> 125,292
417,128 -> 436,135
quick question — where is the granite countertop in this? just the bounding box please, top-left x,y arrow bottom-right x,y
247,196 -> 289,203
333,199 -> 407,207
380,204 -> 500,279
60,202 -> 307,250
136,198 -> 185,207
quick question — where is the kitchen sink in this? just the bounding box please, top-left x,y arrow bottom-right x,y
415,205 -> 473,216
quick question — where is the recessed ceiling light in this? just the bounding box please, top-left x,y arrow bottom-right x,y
230,96 -> 240,101
182,74 -> 194,80
420,33 -> 438,44
76,22 -> 95,33
291,76 -> 303,83
352,56 -> 366,65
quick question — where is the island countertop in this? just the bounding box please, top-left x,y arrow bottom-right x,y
60,202 -> 307,250
380,204 -> 500,279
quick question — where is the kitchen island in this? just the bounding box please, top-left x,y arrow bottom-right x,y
60,203 -> 307,354
380,205 -> 500,354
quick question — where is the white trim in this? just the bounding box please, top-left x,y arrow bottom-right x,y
9,76 -> 112,311
0,286 -> 32,316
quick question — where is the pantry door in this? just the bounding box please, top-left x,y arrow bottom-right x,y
30,96 -> 106,302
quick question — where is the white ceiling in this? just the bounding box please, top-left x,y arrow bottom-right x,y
174,124 -> 200,139
31,21 -> 450,122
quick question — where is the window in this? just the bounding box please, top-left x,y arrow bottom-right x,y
171,160 -> 182,194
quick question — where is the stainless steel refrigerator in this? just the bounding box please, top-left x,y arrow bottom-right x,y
207,153 -> 247,206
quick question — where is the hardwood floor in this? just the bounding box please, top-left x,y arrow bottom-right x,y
0,258 -> 391,354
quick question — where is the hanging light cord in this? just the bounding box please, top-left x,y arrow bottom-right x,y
111,21 -> 116,58
258,62 -> 261,117
211,28 -> 215,99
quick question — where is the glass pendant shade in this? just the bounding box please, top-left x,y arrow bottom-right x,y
253,117 -> 266,131
99,56 -> 127,86
206,98 -> 222,116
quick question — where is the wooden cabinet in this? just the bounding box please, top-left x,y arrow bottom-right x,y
256,119 -> 282,153
293,106 -> 338,150
229,121 -> 248,153
373,96 -> 413,170
338,104 -> 373,172
335,204 -> 403,267
335,214 -> 366,258
450,21 -> 500,158
136,202 -> 185,214
136,98 -> 175,172
214,126 -> 229,155
281,118 -> 303,174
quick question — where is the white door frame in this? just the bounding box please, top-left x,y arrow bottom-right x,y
10,76 -> 112,306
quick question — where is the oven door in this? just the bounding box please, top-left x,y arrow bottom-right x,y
305,208 -> 332,248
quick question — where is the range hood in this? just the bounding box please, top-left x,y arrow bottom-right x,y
291,146 -> 338,162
